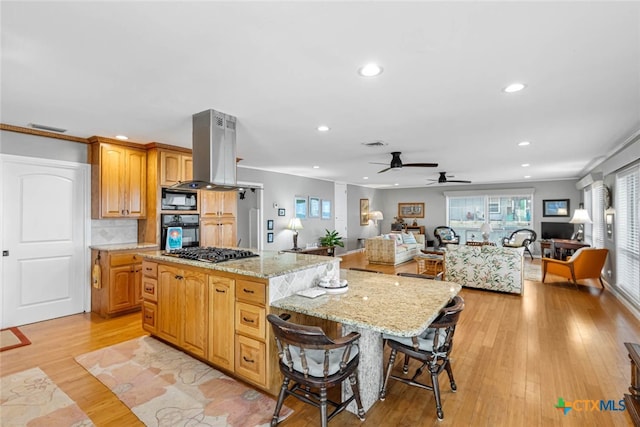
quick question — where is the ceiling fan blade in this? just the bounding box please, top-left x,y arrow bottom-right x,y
447,179 -> 472,183
369,162 -> 389,166
377,167 -> 392,173
402,163 -> 439,168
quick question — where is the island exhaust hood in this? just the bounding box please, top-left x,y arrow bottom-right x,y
172,109 -> 243,191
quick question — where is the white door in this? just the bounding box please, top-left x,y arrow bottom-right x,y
1,155 -> 89,327
334,182 -> 348,239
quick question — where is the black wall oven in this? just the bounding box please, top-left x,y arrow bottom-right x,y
161,214 -> 200,250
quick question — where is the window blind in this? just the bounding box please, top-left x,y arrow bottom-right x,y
591,181 -> 605,248
615,164 -> 640,305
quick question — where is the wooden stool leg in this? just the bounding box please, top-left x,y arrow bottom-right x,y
380,348 -> 397,400
349,372 -> 366,420
271,377 -> 290,426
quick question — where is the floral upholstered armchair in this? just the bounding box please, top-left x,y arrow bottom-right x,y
433,226 -> 460,249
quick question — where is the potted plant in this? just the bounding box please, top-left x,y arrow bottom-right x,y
320,229 -> 344,256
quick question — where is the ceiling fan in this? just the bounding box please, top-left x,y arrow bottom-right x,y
371,151 -> 438,173
427,172 -> 472,185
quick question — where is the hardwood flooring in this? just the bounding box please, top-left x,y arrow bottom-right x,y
1,252 -> 638,426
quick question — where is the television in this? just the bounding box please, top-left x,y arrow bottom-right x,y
541,221 -> 575,240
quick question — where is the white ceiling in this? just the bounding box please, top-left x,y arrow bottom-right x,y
2,1 -> 639,188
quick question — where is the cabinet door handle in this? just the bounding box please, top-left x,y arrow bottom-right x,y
144,314 -> 153,320
242,317 -> 255,323
144,286 -> 154,292
175,275 -> 183,280
243,288 -> 254,294
145,267 -> 153,271
243,356 -> 255,363
215,289 -> 226,293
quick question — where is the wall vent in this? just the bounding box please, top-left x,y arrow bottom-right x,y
29,123 -> 67,133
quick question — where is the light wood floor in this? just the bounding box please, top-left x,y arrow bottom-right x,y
1,252 -> 638,426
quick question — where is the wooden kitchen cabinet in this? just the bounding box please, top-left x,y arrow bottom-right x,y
208,276 -> 235,371
200,191 -> 237,217
160,151 -> 193,187
89,138 -> 147,219
234,278 -> 268,388
201,217 -> 237,247
141,258 -> 277,394
155,264 -> 208,358
91,249 -> 153,318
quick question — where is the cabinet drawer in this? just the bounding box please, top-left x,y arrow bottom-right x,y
236,279 -> 265,305
141,261 -> 157,278
235,302 -> 266,340
110,252 -> 141,267
141,277 -> 158,302
235,335 -> 266,386
142,301 -> 157,334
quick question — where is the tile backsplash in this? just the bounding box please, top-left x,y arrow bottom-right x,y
91,219 -> 138,245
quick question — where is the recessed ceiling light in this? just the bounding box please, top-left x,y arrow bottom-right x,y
524,175 -> 531,179
521,163 -> 530,167
317,125 -> 330,132
518,141 -> 530,146
503,83 -> 527,93
363,177 -> 369,180
313,165 -> 320,169
358,63 -> 383,77
394,183 -> 399,186
115,135 -> 129,140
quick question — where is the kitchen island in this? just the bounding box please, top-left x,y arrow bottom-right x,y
139,250 -> 340,395
271,269 -> 462,414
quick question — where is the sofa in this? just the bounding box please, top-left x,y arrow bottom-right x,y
365,232 -> 426,265
444,244 -> 525,294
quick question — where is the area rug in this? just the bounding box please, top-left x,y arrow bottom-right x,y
524,262 -> 542,282
1,367 -> 94,426
0,327 -> 31,352
75,336 -> 293,427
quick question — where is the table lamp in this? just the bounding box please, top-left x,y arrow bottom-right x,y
480,222 -> 492,242
287,218 -> 304,250
569,204 -> 592,242
369,211 -> 383,234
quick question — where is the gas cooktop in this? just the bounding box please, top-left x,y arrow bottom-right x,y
165,247 -> 259,263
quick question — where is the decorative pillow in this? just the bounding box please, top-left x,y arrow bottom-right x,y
391,233 -> 403,245
402,232 -> 417,244
512,233 -> 528,246
381,234 -> 391,240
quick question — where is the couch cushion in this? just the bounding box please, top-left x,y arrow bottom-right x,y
402,232 -> 417,244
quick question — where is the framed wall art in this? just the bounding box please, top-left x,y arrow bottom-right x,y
309,197 -> 320,218
294,196 -> 307,219
321,199 -> 331,220
360,199 -> 369,226
278,208 -> 286,216
267,219 -> 274,230
398,202 -> 424,218
267,232 -> 274,243
543,199 -> 570,217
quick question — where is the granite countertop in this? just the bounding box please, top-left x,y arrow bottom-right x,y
90,242 -> 159,251
271,270 -> 462,337
141,250 -> 339,279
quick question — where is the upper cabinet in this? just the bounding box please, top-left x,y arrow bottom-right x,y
160,151 -> 193,187
201,191 -> 237,218
89,137 -> 147,219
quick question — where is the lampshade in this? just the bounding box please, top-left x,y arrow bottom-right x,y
480,223 -> 492,233
287,218 -> 303,231
569,209 -> 592,224
369,211 -> 383,221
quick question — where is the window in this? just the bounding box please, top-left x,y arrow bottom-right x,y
616,164 -> 639,306
446,189 -> 534,244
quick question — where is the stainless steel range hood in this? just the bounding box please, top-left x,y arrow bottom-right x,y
172,109 -> 243,191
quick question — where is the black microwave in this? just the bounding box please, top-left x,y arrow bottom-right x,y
161,188 -> 197,211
